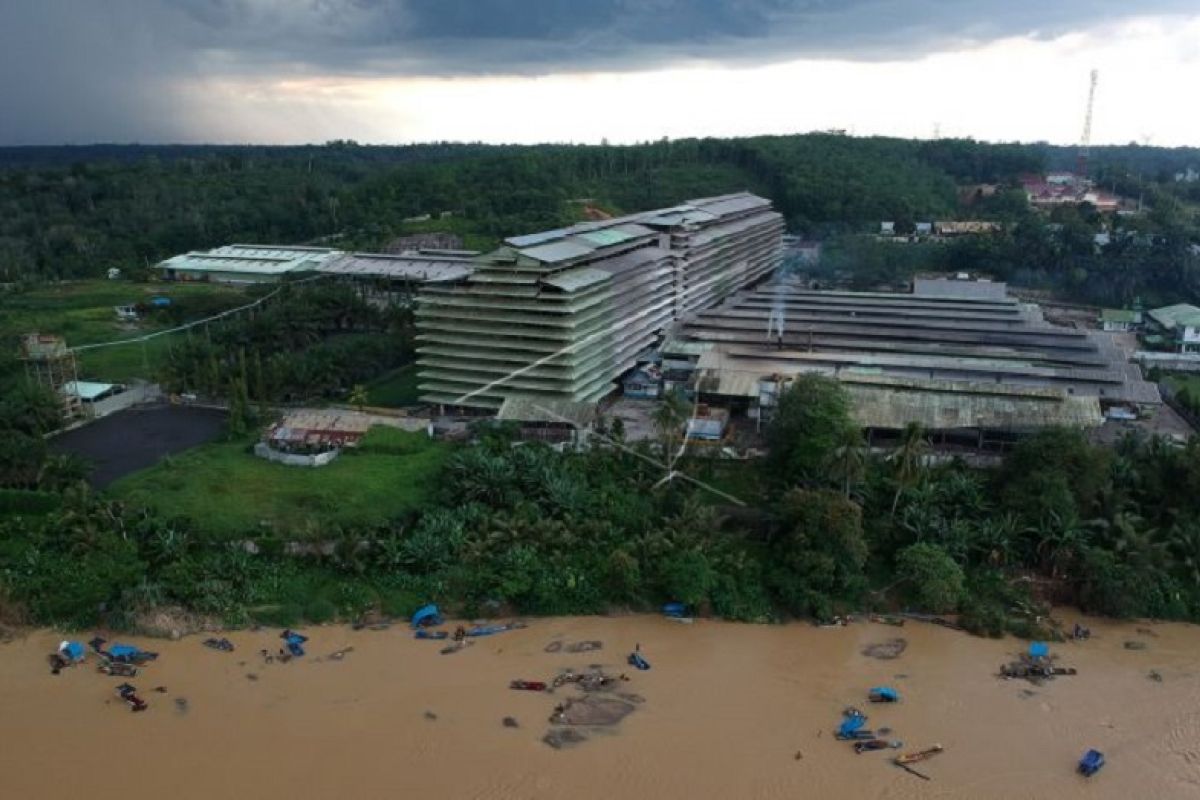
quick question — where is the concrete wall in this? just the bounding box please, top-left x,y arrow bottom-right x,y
1135,352 -> 1200,373
253,442 -> 340,467
88,383 -> 161,418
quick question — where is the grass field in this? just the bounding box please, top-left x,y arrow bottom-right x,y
1,279 -> 250,383
365,364 -> 422,407
109,426 -> 451,539
1164,373 -> 1200,398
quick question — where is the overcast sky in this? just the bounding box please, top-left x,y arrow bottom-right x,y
1,0 -> 1198,146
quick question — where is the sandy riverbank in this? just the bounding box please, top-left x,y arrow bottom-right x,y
1,613 -> 1198,799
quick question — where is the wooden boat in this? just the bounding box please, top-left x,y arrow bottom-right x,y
854,739 -> 901,754
509,680 -> 547,691
894,744 -> 943,765
869,614 -> 905,627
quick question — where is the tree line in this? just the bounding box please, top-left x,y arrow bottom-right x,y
1,374 -> 1197,633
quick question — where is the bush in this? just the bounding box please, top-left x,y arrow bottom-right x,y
896,543 -> 965,613
250,604 -> 302,628
304,597 -> 338,623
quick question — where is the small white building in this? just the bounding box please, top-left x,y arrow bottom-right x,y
1099,308 -> 1141,332
880,221 -> 895,236
1147,304 -> 1200,353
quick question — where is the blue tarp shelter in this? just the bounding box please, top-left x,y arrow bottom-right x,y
662,602 -> 688,618
838,714 -> 867,738
869,686 -> 899,702
411,604 -> 442,629
1029,642 -> 1050,659
1079,749 -> 1105,776
60,641 -> 85,662
282,631 -> 308,657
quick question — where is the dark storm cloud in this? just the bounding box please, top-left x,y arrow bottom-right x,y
0,0 -> 1194,142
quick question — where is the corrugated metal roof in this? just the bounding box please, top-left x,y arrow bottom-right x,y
496,396 -> 598,427
62,380 -> 117,401
1149,303 -> 1200,330
519,240 -> 595,263
319,253 -> 472,282
541,267 -> 611,293
1100,308 -> 1140,324
506,229 -> 570,247
159,244 -> 341,275
842,376 -> 1103,431
577,229 -> 632,247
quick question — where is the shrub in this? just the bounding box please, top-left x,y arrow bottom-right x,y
896,542 -> 965,613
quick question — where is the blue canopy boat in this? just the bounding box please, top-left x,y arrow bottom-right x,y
1078,749 -> 1105,777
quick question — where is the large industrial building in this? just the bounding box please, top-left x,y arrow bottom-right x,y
415,192 -> 784,409
159,245 -> 341,283
664,276 -> 1160,443
158,244 -> 476,287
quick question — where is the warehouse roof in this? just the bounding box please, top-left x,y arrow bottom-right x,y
1100,308 -> 1141,324
159,244 -> 341,275
1148,303 -> 1200,330
839,374 -> 1103,431
318,252 -> 472,282
496,396 -> 598,427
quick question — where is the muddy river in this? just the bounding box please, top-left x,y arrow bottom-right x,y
1,613 -> 1198,799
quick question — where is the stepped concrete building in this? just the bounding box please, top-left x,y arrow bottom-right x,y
416,192 -> 783,409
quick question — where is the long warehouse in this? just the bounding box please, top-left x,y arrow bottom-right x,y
665,276 -> 1160,437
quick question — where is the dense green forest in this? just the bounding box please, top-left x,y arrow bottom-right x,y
1,375 -> 1197,633
4,135 -> 1197,294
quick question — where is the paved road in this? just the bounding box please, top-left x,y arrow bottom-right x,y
49,404 -> 227,487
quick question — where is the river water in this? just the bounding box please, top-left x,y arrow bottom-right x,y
1,613 -> 1198,799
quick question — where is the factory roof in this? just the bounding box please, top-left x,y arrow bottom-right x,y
839,374 -> 1104,431
159,244 -> 341,275
318,252 -> 473,282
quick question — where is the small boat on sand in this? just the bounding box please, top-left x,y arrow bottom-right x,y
854,740 -> 901,754
509,680 -> 547,691
895,745 -> 943,765
1078,749 -> 1105,777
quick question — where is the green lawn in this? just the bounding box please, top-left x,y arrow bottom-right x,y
109,426 -> 451,539
365,364 -> 422,407
1164,373 -> 1200,398
1,279 -> 250,383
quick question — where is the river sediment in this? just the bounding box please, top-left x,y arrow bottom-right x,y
1,613 -> 1197,799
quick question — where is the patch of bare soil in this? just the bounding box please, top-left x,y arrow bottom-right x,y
862,638 -> 907,660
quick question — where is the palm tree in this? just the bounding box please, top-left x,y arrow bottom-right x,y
348,384 -> 369,411
889,422 -> 929,516
1089,510 -> 1166,573
829,426 -> 866,499
974,513 -> 1019,567
652,389 -> 691,463
1166,522 -> 1200,588
1031,509 -> 1088,578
